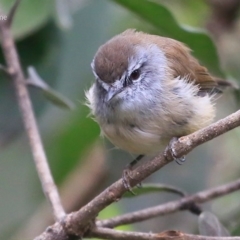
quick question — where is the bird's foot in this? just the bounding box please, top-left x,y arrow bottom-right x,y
165,137 -> 186,165
122,154 -> 144,194
122,167 -> 136,195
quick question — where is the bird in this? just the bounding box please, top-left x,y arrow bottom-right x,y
86,29 -> 225,190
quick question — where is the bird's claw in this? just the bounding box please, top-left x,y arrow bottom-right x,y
165,137 -> 186,165
122,168 -> 136,195
175,155 -> 186,165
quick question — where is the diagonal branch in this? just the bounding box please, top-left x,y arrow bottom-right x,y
62,110 -> 240,235
0,1 -> 65,221
97,178 -> 240,228
35,109 -> 240,239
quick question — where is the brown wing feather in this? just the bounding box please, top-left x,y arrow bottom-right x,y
148,35 -> 219,94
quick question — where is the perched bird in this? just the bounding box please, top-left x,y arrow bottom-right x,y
86,29 -> 223,189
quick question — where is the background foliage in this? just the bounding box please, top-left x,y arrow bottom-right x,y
0,0 -> 240,239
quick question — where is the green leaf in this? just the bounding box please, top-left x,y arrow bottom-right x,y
0,0 -> 53,39
47,106 -> 100,183
27,66 -> 75,110
198,211 -> 230,236
112,0 -> 224,77
123,183 -> 185,198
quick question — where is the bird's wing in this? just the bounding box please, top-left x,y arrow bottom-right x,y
153,36 -> 220,95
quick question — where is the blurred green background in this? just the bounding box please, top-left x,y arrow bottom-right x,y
0,0 -> 240,239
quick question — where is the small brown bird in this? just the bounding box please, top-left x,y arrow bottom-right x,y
86,29 -> 225,188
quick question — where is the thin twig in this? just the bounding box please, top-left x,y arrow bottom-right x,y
35,109 -> 240,239
6,0 -> 21,27
89,227 -> 164,240
97,178 -> 240,228
90,228 -> 240,240
0,1 -> 65,221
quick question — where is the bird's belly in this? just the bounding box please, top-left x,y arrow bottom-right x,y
101,123 -> 168,155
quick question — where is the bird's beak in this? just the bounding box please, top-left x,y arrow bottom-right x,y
106,87 -> 123,102
96,78 -> 124,102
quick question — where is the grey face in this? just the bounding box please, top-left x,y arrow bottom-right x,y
92,38 -> 167,105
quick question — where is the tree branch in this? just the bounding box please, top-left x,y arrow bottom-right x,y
35,109 -> 240,239
97,178 -> 240,228
62,110 -> 240,236
89,228 -> 240,240
0,1 -> 65,221
89,227 -> 162,240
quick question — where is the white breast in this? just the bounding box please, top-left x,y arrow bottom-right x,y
101,122 -> 167,155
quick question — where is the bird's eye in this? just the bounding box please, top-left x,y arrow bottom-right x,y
130,69 -> 140,81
